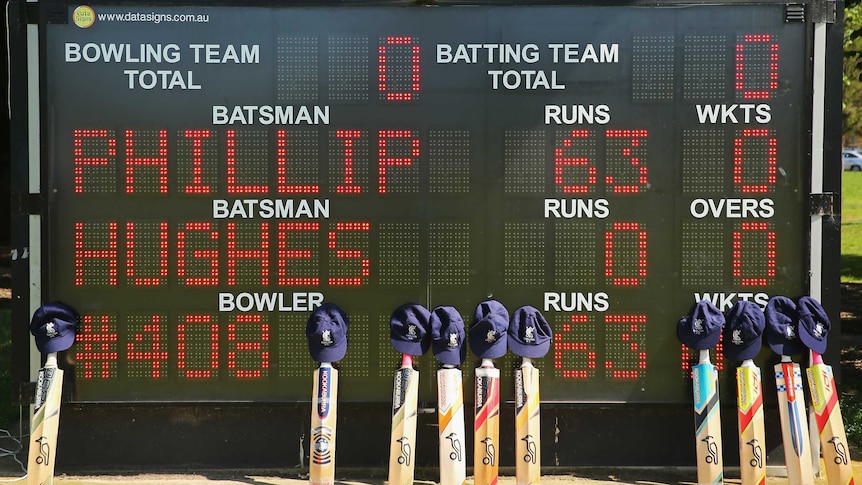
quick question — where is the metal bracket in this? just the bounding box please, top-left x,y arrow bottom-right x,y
810,0 -> 836,23
810,192 -> 834,216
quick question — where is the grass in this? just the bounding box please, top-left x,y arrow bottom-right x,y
841,171 -> 862,446
843,171 -> 862,283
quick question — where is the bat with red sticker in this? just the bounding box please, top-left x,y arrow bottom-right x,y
736,360 -> 766,485
474,358 -> 500,485
807,352 -> 855,485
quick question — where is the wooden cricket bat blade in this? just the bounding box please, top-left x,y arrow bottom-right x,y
28,354 -> 63,485
474,360 -> 500,485
389,355 -> 419,485
807,353 -> 855,485
692,349 -> 723,485
309,363 -> 338,485
775,358 -> 815,485
437,366 -> 466,485
736,362 -> 766,485
515,358 -> 541,485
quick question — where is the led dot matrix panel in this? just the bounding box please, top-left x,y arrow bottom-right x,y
44,4 -> 807,403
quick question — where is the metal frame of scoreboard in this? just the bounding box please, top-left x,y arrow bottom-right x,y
8,0 -> 843,469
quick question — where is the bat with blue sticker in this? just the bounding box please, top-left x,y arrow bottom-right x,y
775,356 -> 814,485
692,349 -> 723,485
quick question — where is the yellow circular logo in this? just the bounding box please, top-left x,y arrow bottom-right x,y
72,5 -> 95,28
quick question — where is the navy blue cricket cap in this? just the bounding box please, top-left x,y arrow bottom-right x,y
306,303 -> 349,363
390,303 -> 431,356
797,296 -> 831,355
469,300 -> 509,359
508,306 -> 553,359
29,301 -> 80,354
676,299 -> 724,350
764,296 -> 806,356
430,306 -> 466,365
723,300 -> 765,362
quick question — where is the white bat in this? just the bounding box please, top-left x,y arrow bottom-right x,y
389,354 -> 419,485
437,365 -> 466,485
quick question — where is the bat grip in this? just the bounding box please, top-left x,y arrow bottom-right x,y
402,354 -> 414,368
521,357 -> 533,368
698,349 -> 710,364
811,352 -> 824,365
45,352 -> 58,368
480,358 -> 494,369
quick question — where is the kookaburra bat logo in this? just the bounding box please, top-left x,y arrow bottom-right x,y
397,437 -> 411,465
702,435 -> 719,464
746,438 -> 763,468
481,437 -> 496,465
445,432 -> 462,461
521,434 -> 537,464
35,436 -> 51,465
828,436 -> 848,465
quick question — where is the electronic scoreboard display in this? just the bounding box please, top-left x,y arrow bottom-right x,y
43,3 -> 809,403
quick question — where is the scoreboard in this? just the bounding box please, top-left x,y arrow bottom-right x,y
37,2 -> 813,403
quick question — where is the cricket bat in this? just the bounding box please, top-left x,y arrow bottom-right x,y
775,355 -> 815,485
736,359 -> 766,485
806,352 -> 855,485
309,362 -> 338,485
474,358 -> 501,485
389,354 -> 419,485
28,352 -> 63,485
437,364 -> 466,485
515,357 -> 541,485
692,348 -> 723,485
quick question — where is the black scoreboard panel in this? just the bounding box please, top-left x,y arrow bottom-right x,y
44,4 -> 808,403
